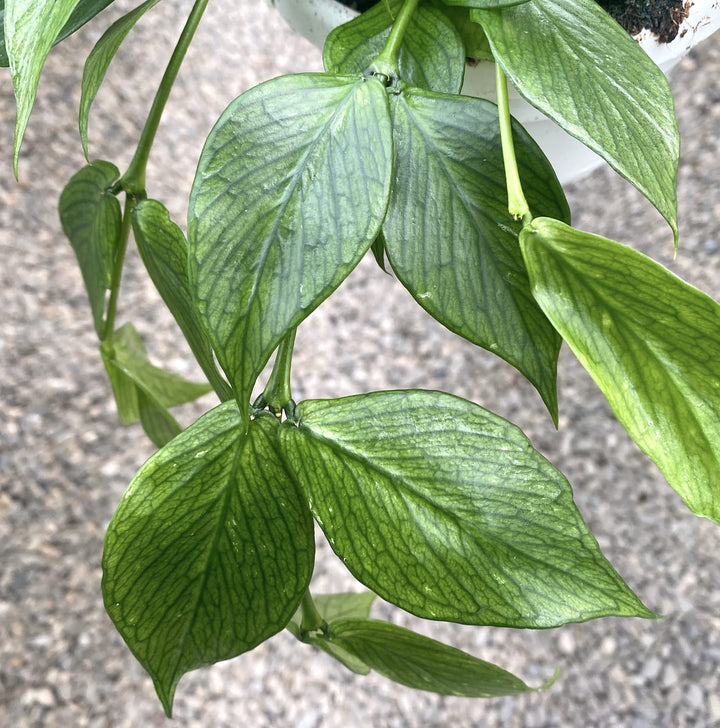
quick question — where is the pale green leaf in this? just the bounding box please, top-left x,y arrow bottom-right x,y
521,217 -> 720,524
188,73 -> 392,419
473,0 -> 679,242
100,322 -> 212,444
287,591 -> 377,675
445,0 -> 531,7
79,0 -> 161,158
383,87 -> 569,420
0,0 -> 115,66
288,591 -> 377,636
328,618 -> 547,696
279,390 -> 652,628
323,0 -> 465,94
102,405 -> 315,716
5,0 -> 83,173
59,160 -> 121,336
132,199 -> 232,402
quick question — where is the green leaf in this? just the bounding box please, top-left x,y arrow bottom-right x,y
59,160 -> 121,336
100,322 -> 212,445
383,87 -> 569,420
473,0 -> 679,242
521,217 -> 720,525
0,0 -> 115,67
132,199 -> 232,402
6,0 -> 83,173
327,618 -> 547,696
433,2 -> 492,60
287,591 -> 377,675
188,73 -> 392,420
370,231 -> 389,273
289,591 -> 377,634
444,0 -> 531,7
79,0 -> 161,158
323,0 -> 465,94
102,405 -> 315,716
279,390 -> 652,627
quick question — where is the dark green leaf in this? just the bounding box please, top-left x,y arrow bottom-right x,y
280,390 -> 652,627
433,2 -> 492,60
328,618 -> 547,696
79,0 -> 161,158
132,199 -> 232,401
521,217 -> 720,524
370,231 -> 389,273
102,405 -> 315,716
100,322 -> 212,444
473,0 -> 679,242
188,73 -> 392,420
59,160 -> 121,336
323,0 -> 465,94
5,0 -> 86,171
383,87 -> 569,420
0,0 -> 115,66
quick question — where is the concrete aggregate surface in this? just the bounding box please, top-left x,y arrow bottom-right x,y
1,0 -> 720,725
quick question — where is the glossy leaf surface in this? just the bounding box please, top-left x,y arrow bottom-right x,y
323,0 -> 465,94
474,0 -> 679,241
280,390 -> 652,627
328,619 -> 543,696
132,199 -> 232,401
189,73 -> 392,418
59,160 -> 121,336
383,87 -> 569,419
79,0 -> 161,157
103,405 -> 315,715
100,322 -> 212,445
0,0 -> 114,66
521,218 -> 720,524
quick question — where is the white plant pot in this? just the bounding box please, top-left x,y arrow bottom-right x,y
269,0 -> 720,183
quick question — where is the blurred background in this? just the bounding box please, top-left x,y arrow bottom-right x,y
2,1 -> 720,725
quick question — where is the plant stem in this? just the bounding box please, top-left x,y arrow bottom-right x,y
373,0 -> 421,77
495,65 -> 532,225
262,328 -> 296,413
300,590 -> 326,634
120,0 -> 210,195
102,195 -> 134,341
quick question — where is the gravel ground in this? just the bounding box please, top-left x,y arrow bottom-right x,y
2,1 -> 720,726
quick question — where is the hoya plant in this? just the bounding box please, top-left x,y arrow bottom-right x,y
3,0 -> 719,716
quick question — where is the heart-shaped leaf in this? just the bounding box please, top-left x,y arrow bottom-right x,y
323,0 -> 465,94
188,73 -> 392,421
383,87 -> 569,420
59,160 -> 121,337
103,404 -> 315,716
474,0 -> 679,242
521,217 -> 720,524
279,390 -> 652,627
